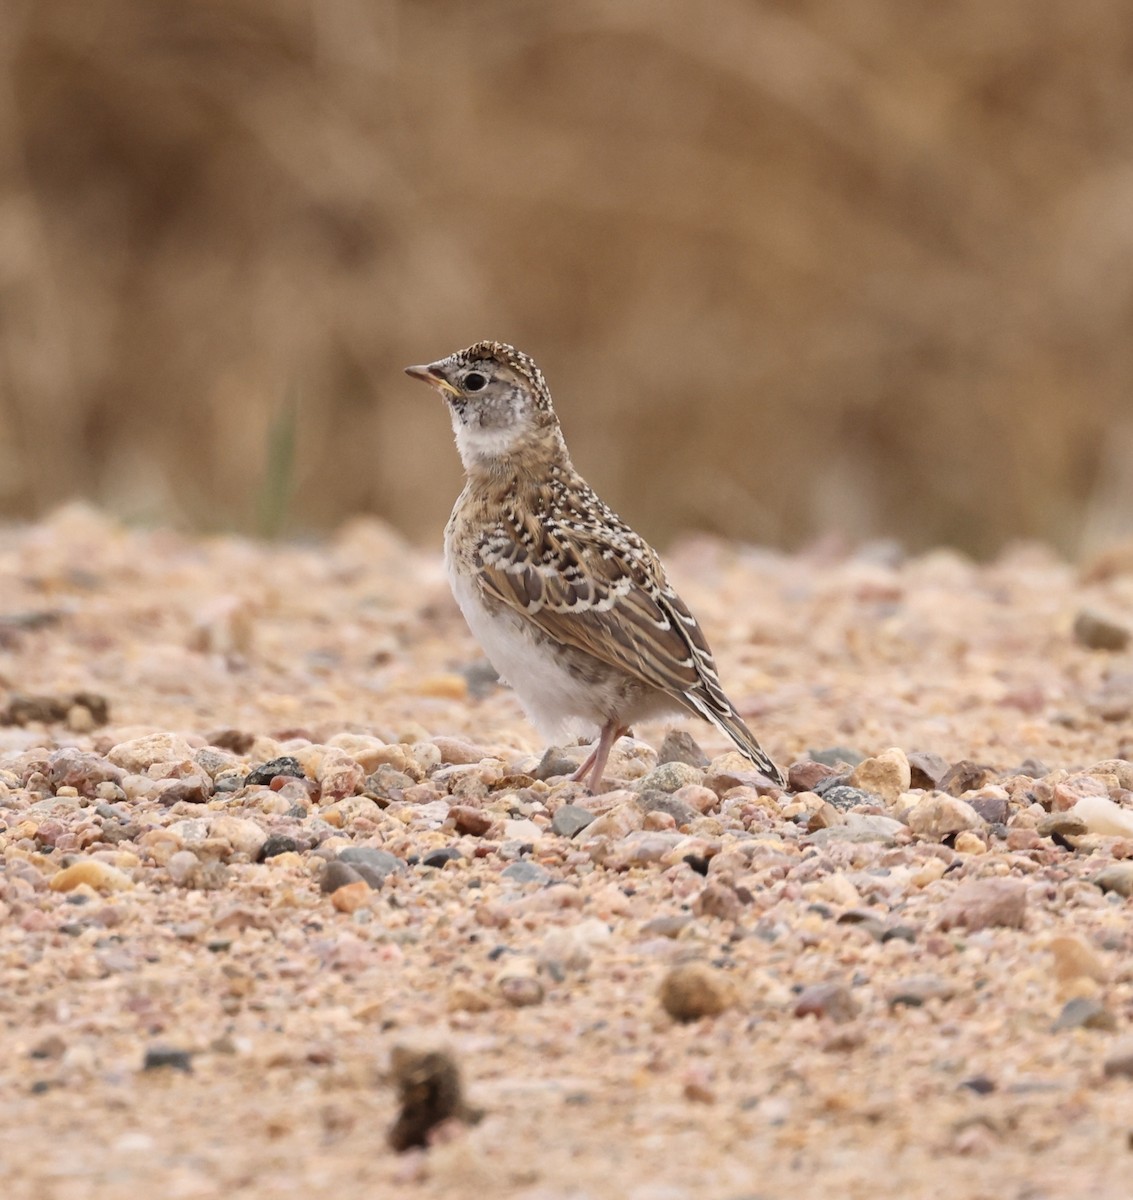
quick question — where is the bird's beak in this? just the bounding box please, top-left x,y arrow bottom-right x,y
404,363 -> 461,398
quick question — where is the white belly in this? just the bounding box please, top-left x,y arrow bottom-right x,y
447,567 -> 605,741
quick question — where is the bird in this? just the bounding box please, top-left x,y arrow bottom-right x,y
404,341 -> 786,792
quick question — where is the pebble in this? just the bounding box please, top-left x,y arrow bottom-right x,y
448,805 -> 493,837
967,793 -> 1009,825
551,805 -> 595,838
244,756 -> 306,787
939,877 -> 1028,931
431,736 -> 490,766
887,976 -> 957,1008
107,733 -> 196,773
495,960 -> 545,1007
331,880 -> 372,913
805,813 -> 906,846
166,850 -> 201,886
143,1047 -> 193,1073
538,918 -> 611,973
657,730 -> 709,768
788,759 -> 842,793
937,760 -> 995,796
259,834 -> 299,860
659,962 -> 738,1022
905,795 -> 984,840
535,746 -> 583,781
794,982 -> 859,1023
320,861 -> 365,893
337,846 -> 406,883
502,818 -> 541,843
580,803 -> 643,841
848,748 -> 911,805
1052,996 -> 1116,1032
1036,812 -> 1088,840
422,847 -> 462,868
952,831 -> 987,854
704,751 -> 779,793
813,784 -> 875,812
1103,1038 -> 1133,1079
1048,935 -> 1108,984
1069,795 -> 1133,838
635,762 -> 705,795
906,750 -> 950,789
692,882 -> 742,921
1072,607 -> 1131,651
209,815 -> 267,860
49,860 -> 133,893
636,791 -> 698,829
500,861 -> 552,885
1092,863 -> 1133,898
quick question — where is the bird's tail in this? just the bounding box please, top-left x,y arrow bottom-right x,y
688,694 -> 786,787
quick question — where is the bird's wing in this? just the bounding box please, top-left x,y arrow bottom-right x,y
475,486 -> 727,713
472,481 -> 785,784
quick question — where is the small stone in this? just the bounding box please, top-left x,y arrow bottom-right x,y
143,1047 -> 193,1073
500,860 -> 552,885
421,847 -> 462,868
1070,796 -> 1133,838
704,752 -> 781,793
496,960 -> 544,1007
939,877 -> 1028,931
635,762 -> 705,794
692,882 -> 742,921
848,748 -> 911,804
107,733 -> 196,774
534,746 -> 582,781
387,1047 -> 475,1152
968,794 -> 1009,825
640,914 -> 693,938
338,846 -> 406,884
579,802 -> 643,841
906,751 -> 951,789
244,756 -> 306,787
1052,996 -> 1116,1032
538,918 -> 611,974
502,817 -> 541,843
1103,1038 -> 1133,1079
808,746 -> 865,768
431,736 -> 489,765
906,795 -> 984,840
551,804 -> 595,838
787,760 -> 842,793
887,976 -> 957,1008
937,760 -> 995,797
259,834 -> 299,860
670,784 -> 720,815
1092,863 -> 1133,898
953,831 -> 986,855
209,815 -> 267,860
636,790 -> 698,829
805,813 -> 906,846
659,962 -> 738,1023
50,860 -> 133,893
320,861 -> 365,893
331,880 -> 372,913
449,805 -> 493,837
813,783 -> 875,811
166,850 -> 201,886
1073,608 -> 1131,652
657,730 -> 709,768
794,982 -> 859,1023
156,778 -> 211,806
447,983 -> 494,1013
1048,935 -> 1108,984
1036,812 -> 1088,840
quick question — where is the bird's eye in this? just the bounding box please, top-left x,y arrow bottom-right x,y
463,372 -> 487,392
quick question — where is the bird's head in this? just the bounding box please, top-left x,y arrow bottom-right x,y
405,341 -> 564,472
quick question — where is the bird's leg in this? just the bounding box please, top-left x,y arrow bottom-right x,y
571,721 -> 627,792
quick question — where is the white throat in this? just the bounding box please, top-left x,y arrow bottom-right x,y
451,412 -> 524,471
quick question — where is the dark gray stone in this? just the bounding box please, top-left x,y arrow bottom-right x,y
500,860 -> 552,885
422,847 -> 463,868
338,846 -> 406,882
808,746 -> 866,768
657,730 -> 709,768
320,861 -> 364,893
244,756 -> 306,787
551,804 -> 595,838
637,790 -> 698,829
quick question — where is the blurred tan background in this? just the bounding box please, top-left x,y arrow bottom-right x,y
1,0 -> 1131,557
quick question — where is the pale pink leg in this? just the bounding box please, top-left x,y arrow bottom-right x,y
571,721 -> 627,792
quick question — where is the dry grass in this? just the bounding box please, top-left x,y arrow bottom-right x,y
1,0 -> 1131,554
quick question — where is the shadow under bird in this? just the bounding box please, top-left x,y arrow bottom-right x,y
404,341 -> 785,792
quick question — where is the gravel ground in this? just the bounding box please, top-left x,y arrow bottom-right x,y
3,505 -> 1133,1200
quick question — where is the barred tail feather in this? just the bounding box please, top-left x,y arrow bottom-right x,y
687,694 -> 786,786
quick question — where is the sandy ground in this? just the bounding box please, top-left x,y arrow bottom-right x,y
2,505 -> 1133,1200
